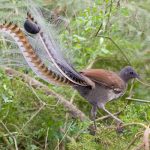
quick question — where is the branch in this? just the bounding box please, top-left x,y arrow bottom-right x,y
96,35 -> 131,65
143,126 -> 150,150
3,67 -> 88,121
126,97 -> 150,103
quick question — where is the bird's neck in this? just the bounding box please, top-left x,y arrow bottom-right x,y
119,73 -> 130,83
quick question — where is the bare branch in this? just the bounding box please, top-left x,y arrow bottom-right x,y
126,97 -> 150,103
96,35 -> 131,65
143,127 -> 150,150
3,67 -> 88,121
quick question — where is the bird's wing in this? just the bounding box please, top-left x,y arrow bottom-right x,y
81,69 -> 125,92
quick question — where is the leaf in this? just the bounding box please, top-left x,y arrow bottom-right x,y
2,94 -> 12,103
73,35 -> 86,42
120,7 -> 129,16
3,84 -> 7,91
101,48 -> 110,54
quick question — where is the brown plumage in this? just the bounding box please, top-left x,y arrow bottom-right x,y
74,66 -> 139,130
81,69 -> 125,91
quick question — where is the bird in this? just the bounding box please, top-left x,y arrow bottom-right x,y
0,3 -> 139,132
23,14 -> 140,129
74,67 -> 139,129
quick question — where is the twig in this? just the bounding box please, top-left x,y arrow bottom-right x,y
128,79 -> 135,98
59,127 -> 74,142
125,133 -> 142,150
107,122 -> 147,130
95,0 -> 113,36
86,59 -> 98,69
70,91 -> 77,104
2,132 -> 18,137
44,127 -> 49,150
96,35 -> 131,65
93,99 -> 129,123
126,97 -> 150,103
26,83 -> 59,108
94,111 -> 121,123
4,67 -> 87,121
0,121 -> 18,150
143,126 -> 150,150
64,91 -> 76,131
54,121 -> 74,150
122,123 -> 147,129
21,104 -> 45,131
105,0 -> 113,31
136,78 -> 150,87
2,136 -> 14,150
95,24 -> 103,37
133,143 -> 144,150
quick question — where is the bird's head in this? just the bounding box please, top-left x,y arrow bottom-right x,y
119,66 -> 139,82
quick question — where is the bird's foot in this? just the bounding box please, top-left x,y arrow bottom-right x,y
116,121 -> 124,133
88,124 -> 97,136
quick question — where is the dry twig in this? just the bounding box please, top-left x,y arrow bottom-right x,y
4,67 -> 87,121
143,126 -> 150,150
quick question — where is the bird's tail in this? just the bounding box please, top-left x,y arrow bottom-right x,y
23,0 -> 94,87
0,22 -> 71,85
0,0 -> 95,88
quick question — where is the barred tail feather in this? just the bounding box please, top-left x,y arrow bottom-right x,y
25,1 -> 95,88
0,22 -> 70,85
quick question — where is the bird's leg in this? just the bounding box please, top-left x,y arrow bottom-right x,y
98,104 -> 123,124
91,105 -> 97,131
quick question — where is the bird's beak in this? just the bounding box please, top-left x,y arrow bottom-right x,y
135,73 -> 140,79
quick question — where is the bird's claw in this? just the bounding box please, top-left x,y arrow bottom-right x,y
116,121 -> 124,133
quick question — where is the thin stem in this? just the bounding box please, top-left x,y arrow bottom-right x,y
122,122 -> 147,129
0,121 -> 18,150
54,121 -> 73,150
21,103 -> 45,131
102,106 -> 123,123
44,127 -> 49,150
97,35 -> 131,65
95,24 -> 102,36
125,133 -> 142,150
136,78 -> 150,87
126,97 -> 150,103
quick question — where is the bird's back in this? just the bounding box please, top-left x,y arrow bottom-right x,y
81,69 -> 125,91
75,69 -> 127,106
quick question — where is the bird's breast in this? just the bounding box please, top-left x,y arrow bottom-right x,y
74,82 -> 127,106
108,84 -> 127,102
107,89 -> 124,102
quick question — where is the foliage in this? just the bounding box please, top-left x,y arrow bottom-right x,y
0,0 -> 149,149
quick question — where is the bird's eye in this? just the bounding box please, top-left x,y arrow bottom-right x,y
130,72 -> 133,75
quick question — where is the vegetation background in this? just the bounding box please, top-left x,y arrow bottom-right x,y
0,0 -> 150,149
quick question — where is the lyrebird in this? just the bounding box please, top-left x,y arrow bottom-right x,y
0,4 -> 139,131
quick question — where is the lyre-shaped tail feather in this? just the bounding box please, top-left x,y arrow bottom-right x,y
24,5 -> 95,88
0,22 -> 71,85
